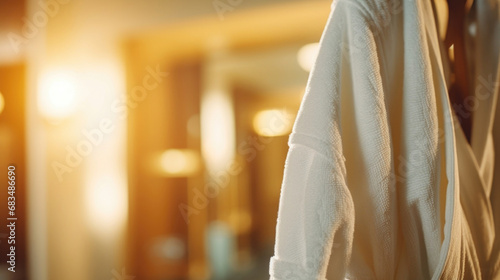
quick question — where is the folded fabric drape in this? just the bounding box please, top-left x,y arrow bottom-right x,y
270,0 -> 500,279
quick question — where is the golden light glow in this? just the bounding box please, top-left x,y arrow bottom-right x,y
158,149 -> 201,176
448,44 -> 455,63
38,70 -> 78,120
297,43 -> 320,72
229,211 -> 252,234
85,176 -> 128,238
253,109 -> 294,137
0,92 -> 4,115
201,92 -> 235,173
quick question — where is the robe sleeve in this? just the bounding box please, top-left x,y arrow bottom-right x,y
269,1 -> 387,279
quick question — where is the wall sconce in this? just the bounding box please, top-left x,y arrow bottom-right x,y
38,69 -> 78,120
297,43 -> 320,72
150,149 -> 201,177
201,92 -> 235,173
253,109 -> 294,137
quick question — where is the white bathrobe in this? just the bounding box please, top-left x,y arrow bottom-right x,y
270,0 -> 500,279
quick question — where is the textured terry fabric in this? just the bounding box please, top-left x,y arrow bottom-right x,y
269,0 -> 500,279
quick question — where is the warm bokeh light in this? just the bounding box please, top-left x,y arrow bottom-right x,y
297,42 -> 319,72
159,149 -> 201,176
448,44 -> 455,63
0,92 -> 4,115
201,92 -> 235,173
85,176 -> 128,238
38,70 -> 78,120
253,109 -> 294,137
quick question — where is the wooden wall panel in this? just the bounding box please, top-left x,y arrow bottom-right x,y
0,64 -> 27,280
127,59 -> 203,280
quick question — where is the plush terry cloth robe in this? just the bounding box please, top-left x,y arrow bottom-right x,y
269,0 -> 500,279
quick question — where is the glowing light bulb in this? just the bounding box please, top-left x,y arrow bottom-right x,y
38,70 -> 78,120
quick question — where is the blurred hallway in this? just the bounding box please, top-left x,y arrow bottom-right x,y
0,0 -> 331,279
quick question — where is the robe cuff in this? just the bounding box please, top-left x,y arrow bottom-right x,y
269,257 -> 327,280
